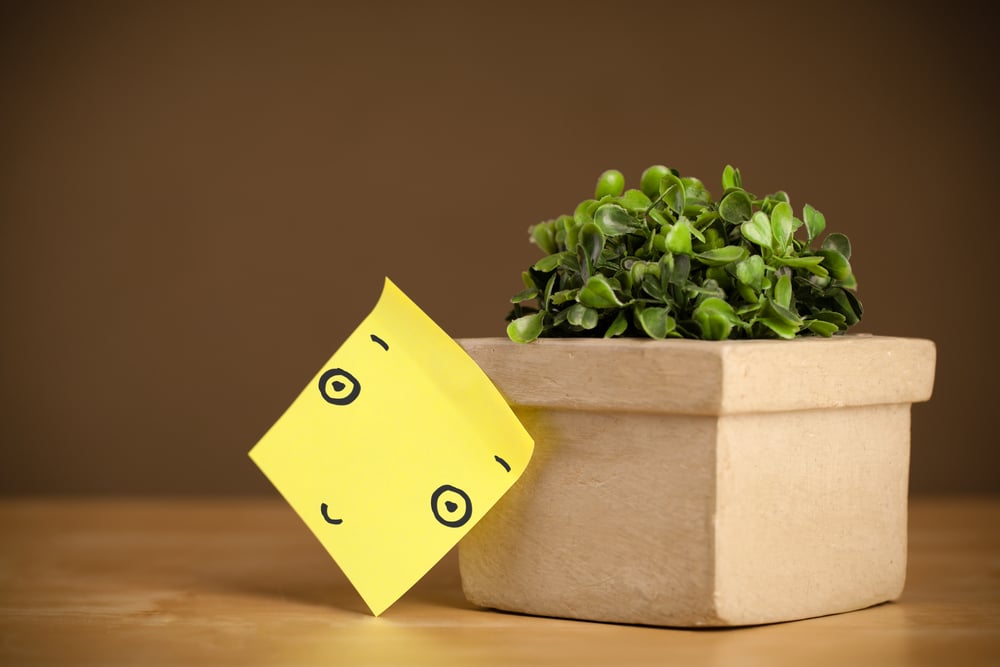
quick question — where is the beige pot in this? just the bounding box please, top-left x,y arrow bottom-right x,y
457,335 -> 936,627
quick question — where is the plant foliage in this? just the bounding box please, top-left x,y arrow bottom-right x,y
506,165 -> 862,343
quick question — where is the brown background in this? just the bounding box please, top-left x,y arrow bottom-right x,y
1,1 -> 996,496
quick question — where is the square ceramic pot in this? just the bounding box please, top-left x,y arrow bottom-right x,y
457,335 -> 936,626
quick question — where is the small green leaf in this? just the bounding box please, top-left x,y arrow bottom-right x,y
576,250 -> 591,285
695,245 -> 748,266
774,273 -> 792,309
736,254 -> 765,290
604,310 -> 628,338
619,189 -> 652,213
658,251 -> 675,293
774,254 -> 829,277
565,218 -> 582,251
529,221 -> 558,255
640,273 -> 665,300
803,204 -> 826,242
573,199 -> 598,225
722,164 -> 742,190
613,269 -> 632,292
821,232 -> 852,259
665,252 -> 691,287
566,303 -> 599,329
507,313 -> 544,343
693,297 -> 739,340
682,177 -> 711,207
808,273 -> 832,289
640,165 -> 671,198
812,310 -> 847,327
829,288 -> 862,325
511,287 -> 538,303
771,201 -> 794,254
637,306 -> 675,339
805,319 -> 839,336
550,288 -> 579,305
687,278 -> 725,300
647,207 -> 671,227
757,316 -> 798,339
763,298 -> 803,327
818,249 -> 853,281
629,260 -> 657,287
594,204 -> 638,236
532,252 -> 566,272
577,222 -> 605,267
578,274 -> 624,308
718,190 -> 753,224
679,215 -> 706,242
760,191 -> 790,209
736,281 -> 760,305
541,273 -> 556,309
741,211 -> 772,248
659,173 -> 686,215
694,210 -> 720,229
595,169 -> 625,198
665,222 -> 693,255
701,227 -> 724,250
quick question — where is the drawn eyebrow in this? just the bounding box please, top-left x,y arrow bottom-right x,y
370,334 -> 389,351
494,455 -> 511,472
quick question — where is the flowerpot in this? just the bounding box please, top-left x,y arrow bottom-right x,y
456,335 -> 936,627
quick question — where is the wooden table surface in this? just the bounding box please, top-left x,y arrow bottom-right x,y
1,497 -> 997,667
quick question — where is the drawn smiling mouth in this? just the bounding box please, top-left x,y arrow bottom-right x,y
320,502 -> 343,525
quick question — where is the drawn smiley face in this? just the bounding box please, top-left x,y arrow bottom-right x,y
247,277 -> 534,616
317,334 -> 514,529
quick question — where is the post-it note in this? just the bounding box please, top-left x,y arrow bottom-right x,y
248,277 -> 534,615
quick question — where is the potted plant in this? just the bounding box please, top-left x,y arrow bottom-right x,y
456,165 -> 936,626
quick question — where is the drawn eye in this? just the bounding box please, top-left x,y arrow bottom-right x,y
430,485 -> 472,528
318,368 -> 361,405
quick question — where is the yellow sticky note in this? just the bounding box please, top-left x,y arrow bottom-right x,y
249,278 -> 533,615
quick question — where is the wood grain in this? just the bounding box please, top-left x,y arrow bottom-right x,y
0,497 -> 997,666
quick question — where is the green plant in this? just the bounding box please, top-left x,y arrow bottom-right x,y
506,165 -> 862,343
